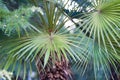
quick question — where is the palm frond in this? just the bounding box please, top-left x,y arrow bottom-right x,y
75,0 -> 120,79
0,1 -> 85,79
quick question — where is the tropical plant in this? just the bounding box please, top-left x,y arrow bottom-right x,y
0,0 -> 120,80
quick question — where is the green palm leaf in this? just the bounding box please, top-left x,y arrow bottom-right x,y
0,1 -> 85,79
75,0 -> 120,79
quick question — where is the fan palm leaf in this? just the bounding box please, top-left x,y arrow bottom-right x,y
0,1 -> 85,79
73,0 -> 120,79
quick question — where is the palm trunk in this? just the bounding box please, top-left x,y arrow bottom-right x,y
35,56 -> 72,80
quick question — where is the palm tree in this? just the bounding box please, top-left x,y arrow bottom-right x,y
0,0 -> 120,80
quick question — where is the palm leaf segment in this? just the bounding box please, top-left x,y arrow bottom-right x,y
75,0 -> 120,79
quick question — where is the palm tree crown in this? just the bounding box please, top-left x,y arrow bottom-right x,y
0,0 -> 120,80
